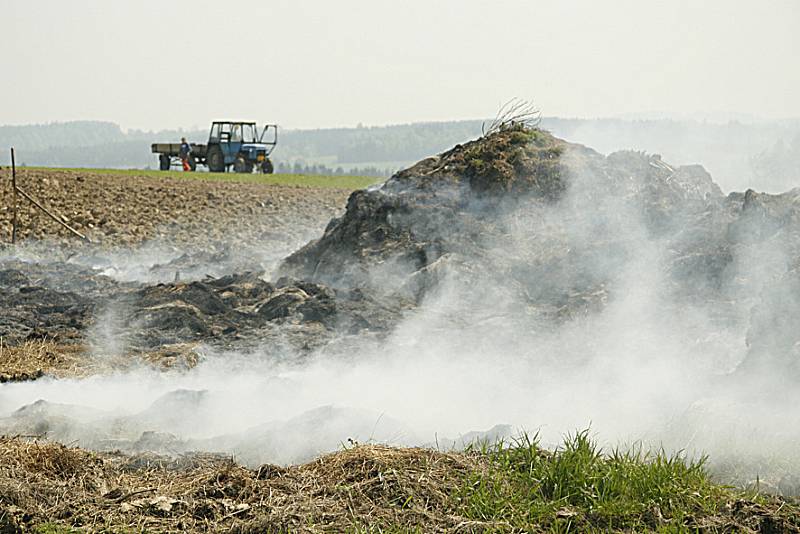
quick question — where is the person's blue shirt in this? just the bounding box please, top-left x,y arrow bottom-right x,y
179,142 -> 191,158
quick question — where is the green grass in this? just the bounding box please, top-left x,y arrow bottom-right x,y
456,430 -> 772,533
22,166 -> 384,190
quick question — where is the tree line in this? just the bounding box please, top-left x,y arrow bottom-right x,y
2,118 -> 800,191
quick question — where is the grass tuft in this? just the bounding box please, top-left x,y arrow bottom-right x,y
459,430 -> 741,532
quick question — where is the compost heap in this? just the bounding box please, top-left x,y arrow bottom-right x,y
2,124 -> 800,489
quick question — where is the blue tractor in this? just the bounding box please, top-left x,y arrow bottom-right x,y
152,121 -> 278,173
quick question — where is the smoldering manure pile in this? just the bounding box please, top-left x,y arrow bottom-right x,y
2,125 -> 800,528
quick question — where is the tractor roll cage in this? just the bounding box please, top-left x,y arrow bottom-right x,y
208,121 -> 278,156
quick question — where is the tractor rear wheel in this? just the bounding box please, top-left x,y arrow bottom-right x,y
261,158 -> 274,174
159,154 -> 170,171
207,147 -> 225,172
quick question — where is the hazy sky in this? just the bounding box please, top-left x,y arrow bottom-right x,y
3,0 -> 799,130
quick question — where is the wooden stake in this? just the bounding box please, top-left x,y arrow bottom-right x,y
10,148 -> 17,244
8,149 -> 90,243
15,187 -> 89,242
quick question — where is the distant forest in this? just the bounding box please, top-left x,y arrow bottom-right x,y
1,118 -> 799,193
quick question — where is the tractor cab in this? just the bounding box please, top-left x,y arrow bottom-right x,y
206,121 -> 277,173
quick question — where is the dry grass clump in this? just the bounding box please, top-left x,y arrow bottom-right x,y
139,342 -> 202,371
0,438 -> 108,530
0,438 -> 489,533
0,339 -> 201,383
0,437 -> 254,532
0,339 -> 91,381
242,445 -> 498,533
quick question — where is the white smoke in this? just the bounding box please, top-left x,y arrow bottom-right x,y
1,145 -> 799,492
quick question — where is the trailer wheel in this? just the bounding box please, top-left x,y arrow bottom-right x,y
207,147 -> 225,172
261,158 -> 274,174
159,154 -> 170,171
188,155 -> 197,172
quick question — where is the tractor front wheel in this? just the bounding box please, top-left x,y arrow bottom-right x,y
207,147 -> 225,172
158,154 -> 170,171
234,155 -> 252,173
261,158 -> 274,174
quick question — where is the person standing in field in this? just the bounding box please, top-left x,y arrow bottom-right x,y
179,137 -> 192,171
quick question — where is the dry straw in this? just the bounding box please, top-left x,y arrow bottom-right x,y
0,437 -> 504,533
